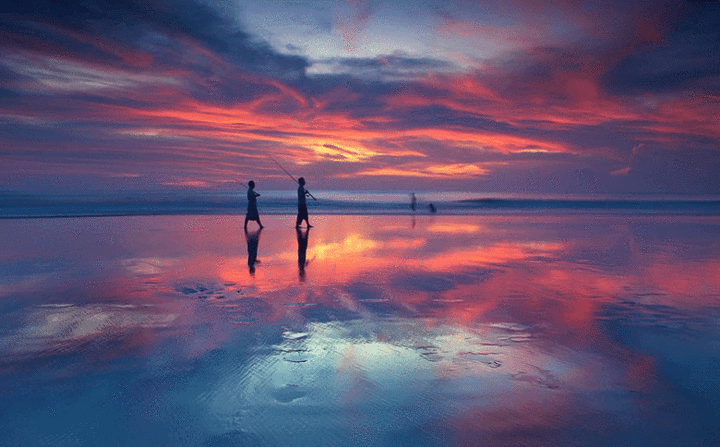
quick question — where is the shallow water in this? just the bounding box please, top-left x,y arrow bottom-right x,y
3,191 -> 720,217
1,214 -> 719,446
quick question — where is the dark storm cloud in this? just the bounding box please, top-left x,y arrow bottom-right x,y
603,3 -> 720,95
463,1 -> 719,104
0,0 -> 308,96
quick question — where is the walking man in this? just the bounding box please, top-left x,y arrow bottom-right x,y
244,180 -> 263,230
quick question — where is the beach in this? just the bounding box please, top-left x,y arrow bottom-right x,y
2,213 -> 720,446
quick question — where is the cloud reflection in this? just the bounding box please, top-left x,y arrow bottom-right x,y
1,215 -> 720,444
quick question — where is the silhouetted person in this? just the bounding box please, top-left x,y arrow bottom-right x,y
244,180 -> 263,230
245,228 -> 262,276
296,177 -> 312,228
410,193 -> 417,211
296,227 -> 309,282
428,203 -> 437,213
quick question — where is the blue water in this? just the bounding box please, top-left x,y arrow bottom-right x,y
1,214 -> 719,446
3,191 -> 720,218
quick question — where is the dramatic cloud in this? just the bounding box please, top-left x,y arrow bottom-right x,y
1,0 -> 719,194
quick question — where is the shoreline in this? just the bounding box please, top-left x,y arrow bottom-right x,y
4,207 -> 720,219
4,194 -> 720,219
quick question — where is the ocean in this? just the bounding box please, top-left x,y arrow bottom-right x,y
2,191 -> 720,218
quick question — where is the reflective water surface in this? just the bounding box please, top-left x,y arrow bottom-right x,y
1,215 -> 720,446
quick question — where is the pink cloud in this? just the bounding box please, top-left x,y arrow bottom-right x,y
335,0 -> 373,51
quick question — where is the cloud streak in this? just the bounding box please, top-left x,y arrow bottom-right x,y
1,0 -> 719,194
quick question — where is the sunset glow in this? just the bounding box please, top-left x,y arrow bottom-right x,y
2,0 -> 718,195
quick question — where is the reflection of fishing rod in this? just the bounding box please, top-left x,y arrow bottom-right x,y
271,156 -> 316,201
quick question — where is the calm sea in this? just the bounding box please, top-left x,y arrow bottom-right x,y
2,191 -> 720,217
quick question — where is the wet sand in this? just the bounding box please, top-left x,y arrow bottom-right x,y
1,214 -> 720,446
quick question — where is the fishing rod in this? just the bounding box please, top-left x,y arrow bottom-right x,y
233,174 -> 248,189
270,156 -> 317,201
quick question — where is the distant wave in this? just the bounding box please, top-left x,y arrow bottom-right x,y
2,193 -> 720,218
455,197 -> 720,214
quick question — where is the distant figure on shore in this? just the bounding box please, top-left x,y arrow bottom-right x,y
245,228 -> 261,276
244,180 -> 263,230
428,203 -> 437,213
296,227 -> 309,282
410,193 -> 417,212
296,177 -> 313,228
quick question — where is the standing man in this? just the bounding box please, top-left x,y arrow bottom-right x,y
244,180 -> 263,230
296,177 -> 313,228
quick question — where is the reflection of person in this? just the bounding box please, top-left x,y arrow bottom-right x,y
295,177 -> 313,228
244,180 -> 263,230
296,227 -> 309,282
410,193 -> 417,212
245,228 -> 261,276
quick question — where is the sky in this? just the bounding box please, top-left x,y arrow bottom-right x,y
1,0 -> 719,196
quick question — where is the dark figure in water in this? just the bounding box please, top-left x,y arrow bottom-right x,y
296,227 -> 309,282
244,180 -> 263,230
428,203 -> 437,213
244,228 -> 261,276
410,193 -> 417,211
296,177 -> 313,228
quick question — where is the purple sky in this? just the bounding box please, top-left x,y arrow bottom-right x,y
1,0 -> 719,196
